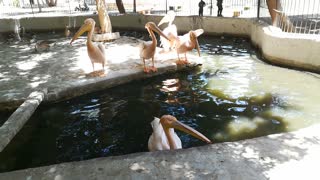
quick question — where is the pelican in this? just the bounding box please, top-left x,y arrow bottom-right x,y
148,115 -> 211,151
70,18 -> 106,72
140,22 -> 170,73
158,10 -> 178,52
175,29 -> 204,65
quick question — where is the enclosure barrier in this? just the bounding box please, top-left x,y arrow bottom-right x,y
0,90 -> 45,152
0,0 -> 319,35
273,0 -> 320,35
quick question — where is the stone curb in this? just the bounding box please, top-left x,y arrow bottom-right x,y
0,90 -> 45,152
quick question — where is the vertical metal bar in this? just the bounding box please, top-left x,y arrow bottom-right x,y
286,0 -> 291,32
165,0 -> 167,14
210,0 -> 212,16
292,0 -> 297,33
298,0 -> 304,34
303,0 -> 310,34
315,0 -> 320,35
133,0 -> 136,13
257,0 -> 260,19
309,0 -> 316,34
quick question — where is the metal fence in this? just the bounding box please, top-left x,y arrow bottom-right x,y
0,0 -> 319,35
273,0 -> 320,34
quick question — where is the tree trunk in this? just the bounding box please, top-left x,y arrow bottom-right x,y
96,0 -> 112,33
266,0 -> 294,32
266,0 -> 279,26
116,0 -> 126,14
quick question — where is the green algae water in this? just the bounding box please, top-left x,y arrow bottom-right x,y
0,34 -> 320,173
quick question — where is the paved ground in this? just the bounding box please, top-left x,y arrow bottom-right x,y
0,34 -> 198,111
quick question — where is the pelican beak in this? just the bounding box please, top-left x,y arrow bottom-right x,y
70,23 -> 91,44
149,23 -> 170,41
171,120 -> 212,144
192,29 -> 204,57
195,37 -> 201,57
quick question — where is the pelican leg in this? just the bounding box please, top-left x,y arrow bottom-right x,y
150,56 -> 157,72
176,52 -> 186,65
143,58 -> 150,73
92,62 -> 95,72
183,53 -> 189,64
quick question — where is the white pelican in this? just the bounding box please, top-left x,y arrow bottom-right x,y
70,18 -> 106,72
175,29 -> 204,65
140,22 -> 170,73
148,115 -> 212,151
158,10 -> 178,52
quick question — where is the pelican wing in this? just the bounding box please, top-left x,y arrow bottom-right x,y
139,41 -> 154,59
87,43 -> 106,64
160,25 -> 178,50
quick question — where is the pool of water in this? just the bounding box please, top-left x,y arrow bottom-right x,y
0,34 -> 320,173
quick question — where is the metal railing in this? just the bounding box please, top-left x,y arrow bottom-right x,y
273,0 -> 320,35
0,0 -> 319,35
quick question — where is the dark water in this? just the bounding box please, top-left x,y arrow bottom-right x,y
0,111 -> 12,126
0,35 -> 288,173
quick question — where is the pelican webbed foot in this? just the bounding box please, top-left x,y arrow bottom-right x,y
176,59 -> 189,65
86,70 -> 106,77
144,67 -> 151,73
144,67 -> 157,73
150,66 -> 157,72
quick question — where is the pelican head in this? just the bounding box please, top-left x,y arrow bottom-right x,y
189,29 -> 204,57
160,115 -> 212,144
145,22 -> 170,41
70,18 -> 96,44
158,10 -> 176,26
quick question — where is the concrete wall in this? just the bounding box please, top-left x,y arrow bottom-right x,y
0,14 -> 319,72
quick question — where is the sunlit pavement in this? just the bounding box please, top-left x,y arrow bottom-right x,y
0,35 -> 198,110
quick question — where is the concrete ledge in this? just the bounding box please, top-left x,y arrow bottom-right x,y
1,123 -> 319,179
45,63 -> 198,103
0,91 -> 44,152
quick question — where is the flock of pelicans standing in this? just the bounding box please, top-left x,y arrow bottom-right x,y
70,11 -> 212,151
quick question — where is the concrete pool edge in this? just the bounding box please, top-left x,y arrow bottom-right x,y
0,122 -> 319,179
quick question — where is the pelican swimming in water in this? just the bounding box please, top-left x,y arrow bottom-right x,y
148,115 -> 211,151
140,22 -> 170,73
175,29 -> 204,65
158,10 -> 178,52
70,18 -> 106,72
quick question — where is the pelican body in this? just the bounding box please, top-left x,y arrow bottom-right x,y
175,29 -> 204,64
70,18 -> 106,72
158,11 -> 178,52
140,22 -> 170,73
148,115 -> 211,151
